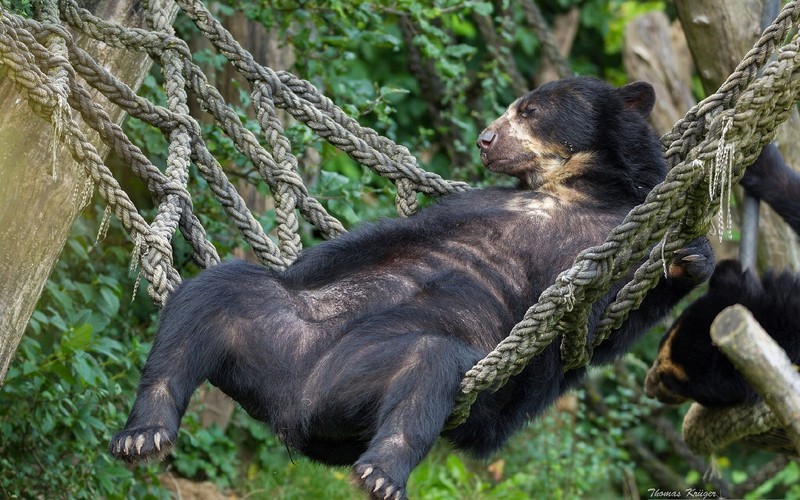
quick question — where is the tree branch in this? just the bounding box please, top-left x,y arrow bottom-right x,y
711,305 -> 800,454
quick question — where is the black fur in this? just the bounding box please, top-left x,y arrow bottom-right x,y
110,77 -> 713,499
740,143 -> 800,234
645,145 -> 800,408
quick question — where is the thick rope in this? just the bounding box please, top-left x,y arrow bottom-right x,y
0,0 -> 470,305
661,1 -> 800,166
60,31 -> 286,269
682,402 -> 781,456
138,0 -> 197,287
0,10 -> 180,306
172,0 -> 470,209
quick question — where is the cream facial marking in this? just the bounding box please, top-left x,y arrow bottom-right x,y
480,100 -> 568,178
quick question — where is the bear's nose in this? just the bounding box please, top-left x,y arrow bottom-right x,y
476,130 -> 497,150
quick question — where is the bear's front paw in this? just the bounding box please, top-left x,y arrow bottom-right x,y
353,463 -> 406,500
109,426 -> 174,463
667,238 -> 714,284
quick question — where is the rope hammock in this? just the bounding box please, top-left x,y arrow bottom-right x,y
2,0 -> 800,442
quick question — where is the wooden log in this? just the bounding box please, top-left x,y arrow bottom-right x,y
711,305 -> 800,454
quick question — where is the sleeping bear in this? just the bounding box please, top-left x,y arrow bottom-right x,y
645,144 -> 800,408
110,77 -> 713,499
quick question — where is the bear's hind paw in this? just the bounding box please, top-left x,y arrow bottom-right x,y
352,463 -> 406,500
109,426 -> 174,463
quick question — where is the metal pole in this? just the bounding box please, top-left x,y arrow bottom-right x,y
739,0 -> 780,270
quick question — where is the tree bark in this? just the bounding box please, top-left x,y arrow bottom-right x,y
623,12 -> 695,135
0,1 -> 172,384
532,8 -> 579,88
676,0 -> 763,93
675,0 -> 800,268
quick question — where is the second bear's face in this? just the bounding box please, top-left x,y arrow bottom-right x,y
644,260 -> 765,408
476,77 -> 656,193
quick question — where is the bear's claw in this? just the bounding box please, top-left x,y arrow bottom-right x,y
667,238 -> 714,283
353,463 -> 406,500
109,426 -> 174,462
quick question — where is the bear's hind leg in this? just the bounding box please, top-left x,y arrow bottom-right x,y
109,376 -> 184,462
110,302 -> 231,462
350,337 -> 473,500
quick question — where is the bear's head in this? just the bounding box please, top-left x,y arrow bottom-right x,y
644,260 -> 764,407
476,76 -> 661,204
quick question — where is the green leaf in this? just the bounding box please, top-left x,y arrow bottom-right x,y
98,287 -> 121,317
72,353 -> 97,386
62,323 -> 93,352
472,2 -> 494,16
48,286 -> 74,314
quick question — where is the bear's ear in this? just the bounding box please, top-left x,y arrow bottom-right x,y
708,260 -> 762,298
618,81 -> 656,117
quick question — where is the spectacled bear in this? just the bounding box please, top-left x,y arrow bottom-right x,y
110,77 -> 713,500
645,144 -> 800,408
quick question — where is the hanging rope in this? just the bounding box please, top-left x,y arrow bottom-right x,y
0,0 -> 468,306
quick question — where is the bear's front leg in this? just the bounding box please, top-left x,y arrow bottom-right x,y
109,378 -> 183,462
590,237 -> 715,364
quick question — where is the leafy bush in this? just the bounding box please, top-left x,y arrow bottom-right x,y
0,210 -> 165,499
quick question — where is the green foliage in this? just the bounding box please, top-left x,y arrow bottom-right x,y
0,207 -> 165,499
172,416 -> 239,487
234,398 -> 634,499
1,0 -> 32,16
746,461 -> 800,499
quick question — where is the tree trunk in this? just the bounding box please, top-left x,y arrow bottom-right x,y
0,1 -> 172,384
623,12 -> 695,135
675,0 -> 800,268
532,8 -> 580,88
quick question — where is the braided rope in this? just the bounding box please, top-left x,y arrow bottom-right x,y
172,0 -> 470,213
1,0 -> 470,305
56,0 -> 306,265
33,0 -> 69,179
32,21 -> 220,269
138,0 -> 197,290
60,31 -> 287,269
682,402 -> 780,456
661,1 -> 800,165
0,9 -> 180,306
